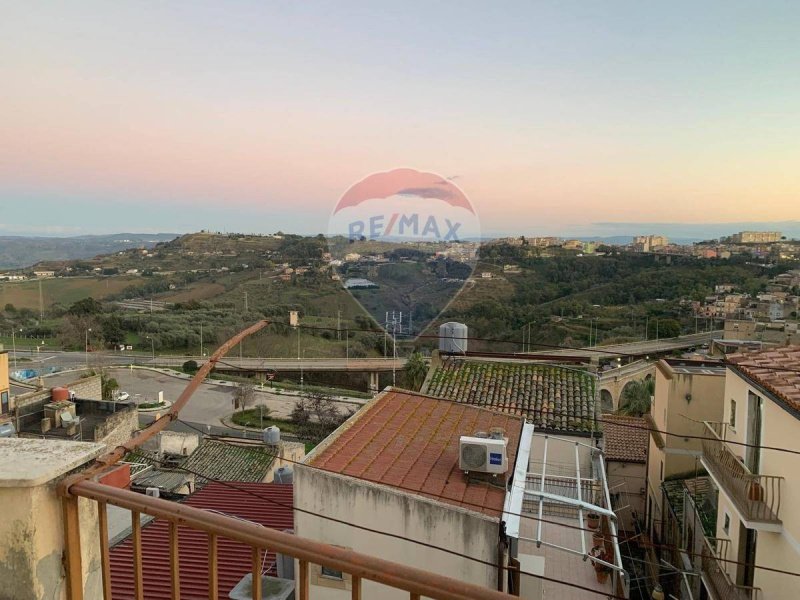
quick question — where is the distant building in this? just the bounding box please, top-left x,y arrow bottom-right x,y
633,235 -> 669,252
731,231 -> 782,244
32,270 -> 55,278
344,252 -> 361,262
343,277 -> 377,289
562,239 -> 583,250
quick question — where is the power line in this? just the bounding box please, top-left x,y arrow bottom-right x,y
127,447 -> 629,600
268,321 -> 800,377
169,419 -> 800,580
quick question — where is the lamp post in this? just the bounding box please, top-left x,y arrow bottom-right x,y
11,328 -> 20,370
146,336 -> 155,362
85,328 -> 92,368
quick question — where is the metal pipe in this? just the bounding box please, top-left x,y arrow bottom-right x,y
536,436 -> 548,547
575,443 -> 587,559
59,320 -> 271,489
522,490 -> 616,518
515,537 -> 624,573
70,480 -> 514,600
597,454 -> 624,574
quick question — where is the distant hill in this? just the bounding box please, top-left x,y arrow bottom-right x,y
0,233 -> 178,270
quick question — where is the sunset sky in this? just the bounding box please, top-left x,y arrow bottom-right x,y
1,1 -> 799,236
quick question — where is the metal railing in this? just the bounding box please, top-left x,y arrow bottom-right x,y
700,422 -> 782,524
700,537 -> 761,600
61,479 -> 516,600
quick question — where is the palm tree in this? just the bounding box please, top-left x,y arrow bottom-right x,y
618,378 -> 655,416
405,352 -> 429,391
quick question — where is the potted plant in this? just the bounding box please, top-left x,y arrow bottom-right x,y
590,546 -> 611,584
586,512 -> 600,530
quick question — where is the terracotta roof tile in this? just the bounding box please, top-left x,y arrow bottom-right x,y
309,389 -> 523,517
424,359 -> 597,433
727,345 -> 800,414
602,415 -> 649,463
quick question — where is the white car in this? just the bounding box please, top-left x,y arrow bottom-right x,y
116,392 -> 130,401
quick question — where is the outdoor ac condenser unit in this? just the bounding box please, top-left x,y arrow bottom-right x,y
459,435 -> 508,474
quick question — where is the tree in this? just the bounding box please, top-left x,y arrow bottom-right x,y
68,297 -> 104,316
290,392 -> 354,444
404,352 -> 428,391
101,374 -> 119,400
647,318 -> 681,339
182,360 -> 199,374
618,378 -> 655,417
231,382 -> 256,413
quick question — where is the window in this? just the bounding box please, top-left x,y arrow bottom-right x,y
0,391 -> 8,415
729,399 -> 737,430
660,460 -> 664,483
321,566 -> 343,580
723,513 -> 730,535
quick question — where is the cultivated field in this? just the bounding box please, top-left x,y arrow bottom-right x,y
0,276 -> 143,310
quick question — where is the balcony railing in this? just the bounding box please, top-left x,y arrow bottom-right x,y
61,478 -> 516,600
701,422 -> 782,524
700,537 -> 761,600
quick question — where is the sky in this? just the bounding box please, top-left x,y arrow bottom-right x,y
1,1 -> 799,237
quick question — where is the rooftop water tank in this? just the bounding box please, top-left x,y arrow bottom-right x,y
262,425 -> 281,445
439,322 -> 468,354
274,466 -> 293,484
51,387 -> 70,402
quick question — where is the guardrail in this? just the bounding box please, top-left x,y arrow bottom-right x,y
700,537 -> 761,600
61,479 -> 515,600
701,422 -> 782,524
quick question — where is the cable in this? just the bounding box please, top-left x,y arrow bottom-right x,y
170,418 -> 800,579
264,320 -> 800,378
126,447 -> 629,600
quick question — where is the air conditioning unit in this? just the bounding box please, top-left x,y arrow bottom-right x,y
145,487 -> 160,498
459,435 -> 508,474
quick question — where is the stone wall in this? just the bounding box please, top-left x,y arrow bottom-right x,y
91,405 -> 139,451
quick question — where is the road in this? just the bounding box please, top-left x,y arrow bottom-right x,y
38,367 -> 366,427
7,350 -> 408,374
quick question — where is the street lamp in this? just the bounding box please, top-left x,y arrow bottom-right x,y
146,336 -> 155,362
85,328 -> 92,368
11,328 -> 21,370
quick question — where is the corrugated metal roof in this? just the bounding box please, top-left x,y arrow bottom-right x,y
109,481 -> 294,599
309,389 -> 523,517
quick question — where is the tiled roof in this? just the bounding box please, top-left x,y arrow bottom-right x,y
727,345 -> 800,414
185,439 -> 277,484
109,482 -> 294,599
309,389 -> 523,517
424,358 -> 597,433
602,415 -> 648,463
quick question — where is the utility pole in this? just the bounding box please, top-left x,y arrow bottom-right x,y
11,329 -> 17,370
200,323 -> 203,357
38,280 -> 44,322
244,291 -> 248,312
337,310 -> 341,341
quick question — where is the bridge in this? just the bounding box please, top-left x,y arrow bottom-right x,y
529,330 -> 722,361
597,360 -> 655,412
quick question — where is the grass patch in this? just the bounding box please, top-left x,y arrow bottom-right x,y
139,401 -> 167,409
231,411 -> 301,433
0,276 -> 144,310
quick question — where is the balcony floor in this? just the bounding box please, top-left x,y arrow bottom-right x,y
519,515 -> 614,600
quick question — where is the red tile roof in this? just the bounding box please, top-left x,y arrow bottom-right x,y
728,345 -> 800,414
109,482 -> 294,599
602,415 -> 649,463
309,389 -> 523,517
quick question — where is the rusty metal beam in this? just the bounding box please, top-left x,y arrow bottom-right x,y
62,495 -> 83,600
209,533 -> 219,600
251,547 -> 262,600
72,479 -> 513,600
132,511 -> 143,600
169,521 -> 181,600
352,575 -> 362,600
97,501 -> 112,600
299,560 -> 309,600
58,320 -> 270,496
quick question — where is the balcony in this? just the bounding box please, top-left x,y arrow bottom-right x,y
700,422 -> 782,526
61,478 -> 517,600
700,537 -> 761,600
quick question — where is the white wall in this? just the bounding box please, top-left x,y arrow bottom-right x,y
294,466 -> 502,600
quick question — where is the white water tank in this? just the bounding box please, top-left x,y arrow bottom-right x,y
439,322 -> 468,354
262,426 -> 281,444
